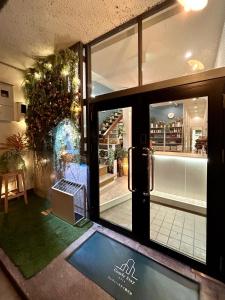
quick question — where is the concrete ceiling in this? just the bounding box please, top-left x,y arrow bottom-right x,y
0,0 -> 165,70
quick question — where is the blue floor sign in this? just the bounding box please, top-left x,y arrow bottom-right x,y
67,232 -> 199,300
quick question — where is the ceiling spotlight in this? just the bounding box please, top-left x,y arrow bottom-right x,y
192,98 -> 197,101
169,101 -> 173,104
185,51 -> 192,59
178,0 -> 208,12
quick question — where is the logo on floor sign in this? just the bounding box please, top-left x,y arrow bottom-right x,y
115,259 -> 138,281
107,258 -> 138,297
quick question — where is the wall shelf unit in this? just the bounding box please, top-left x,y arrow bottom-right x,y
150,124 -> 183,152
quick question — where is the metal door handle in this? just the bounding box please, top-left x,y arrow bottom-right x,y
150,154 -> 154,192
128,146 -> 136,192
142,147 -> 154,195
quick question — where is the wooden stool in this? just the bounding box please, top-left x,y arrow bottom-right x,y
0,170 -> 28,213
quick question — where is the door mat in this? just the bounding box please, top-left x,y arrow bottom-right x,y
67,231 -> 199,300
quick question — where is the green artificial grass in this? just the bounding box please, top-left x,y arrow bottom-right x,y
0,192 -> 92,279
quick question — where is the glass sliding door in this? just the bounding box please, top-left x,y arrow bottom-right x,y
98,107 -> 132,230
149,97 -> 208,263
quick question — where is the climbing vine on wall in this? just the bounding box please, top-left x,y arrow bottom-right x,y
23,49 -> 81,157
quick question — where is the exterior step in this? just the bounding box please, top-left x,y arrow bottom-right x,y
99,173 -> 116,188
99,164 -> 108,176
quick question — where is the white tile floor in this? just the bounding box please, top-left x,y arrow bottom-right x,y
101,201 -> 206,263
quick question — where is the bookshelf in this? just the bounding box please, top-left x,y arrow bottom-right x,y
150,124 -> 183,152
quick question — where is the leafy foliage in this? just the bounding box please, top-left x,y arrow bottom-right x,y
23,49 -> 81,157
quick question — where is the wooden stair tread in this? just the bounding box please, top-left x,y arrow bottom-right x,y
99,164 -> 107,170
99,173 -> 116,184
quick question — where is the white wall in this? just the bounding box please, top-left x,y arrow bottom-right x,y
122,107 -> 132,150
0,63 -> 34,190
215,22 -> 225,67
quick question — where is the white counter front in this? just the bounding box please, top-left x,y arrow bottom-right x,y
152,152 -> 207,211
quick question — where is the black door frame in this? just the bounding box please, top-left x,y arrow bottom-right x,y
88,77 -> 225,282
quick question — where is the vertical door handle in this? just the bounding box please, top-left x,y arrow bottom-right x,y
150,154 -> 154,192
128,146 -> 136,192
142,147 -> 154,195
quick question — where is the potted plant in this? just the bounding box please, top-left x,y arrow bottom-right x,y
115,146 -> 127,177
107,147 -> 115,174
117,124 -> 125,140
0,133 -> 28,173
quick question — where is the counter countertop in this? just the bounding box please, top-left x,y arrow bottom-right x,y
153,151 -> 207,159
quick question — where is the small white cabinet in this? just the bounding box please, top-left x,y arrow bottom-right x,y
0,82 -> 14,121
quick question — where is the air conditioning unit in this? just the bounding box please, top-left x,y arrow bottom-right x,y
50,179 -> 87,225
0,82 -> 14,122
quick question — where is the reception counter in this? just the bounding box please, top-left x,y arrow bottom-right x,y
151,151 -> 207,215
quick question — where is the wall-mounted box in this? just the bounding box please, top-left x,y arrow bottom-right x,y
0,82 -> 13,106
0,82 -> 14,122
15,102 -> 26,121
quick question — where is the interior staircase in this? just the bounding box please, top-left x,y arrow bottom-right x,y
99,109 -> 123,188
99,164 -> 116,188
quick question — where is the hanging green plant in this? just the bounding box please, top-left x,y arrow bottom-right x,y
23,48 -> 81,158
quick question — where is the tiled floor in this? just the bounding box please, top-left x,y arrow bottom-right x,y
101,200 -> 206,263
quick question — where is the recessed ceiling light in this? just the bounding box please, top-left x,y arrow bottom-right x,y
177,0 -> 208,12
169,101 -> 173,104
185,51 -> 192,59
194,106 -> 198,109
192,98 -> 197,101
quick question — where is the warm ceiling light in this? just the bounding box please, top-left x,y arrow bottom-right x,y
185,51 -> 192,59
178,0 -> 208,12
187,59 -> 205,72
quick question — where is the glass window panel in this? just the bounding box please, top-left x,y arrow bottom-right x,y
91,25 -> 138,96
98,107 -> 132,230
149,97 -> 208,264
143,1 -> 225,84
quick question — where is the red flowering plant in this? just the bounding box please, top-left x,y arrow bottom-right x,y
0,133 -> 28,173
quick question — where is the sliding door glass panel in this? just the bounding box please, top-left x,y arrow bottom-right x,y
142,1 -> 225,85
98,107 -> 132,230
149,97 -> 208,263
91,25 -> 138,96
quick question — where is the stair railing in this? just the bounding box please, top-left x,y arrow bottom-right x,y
102,114 -> 123,139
